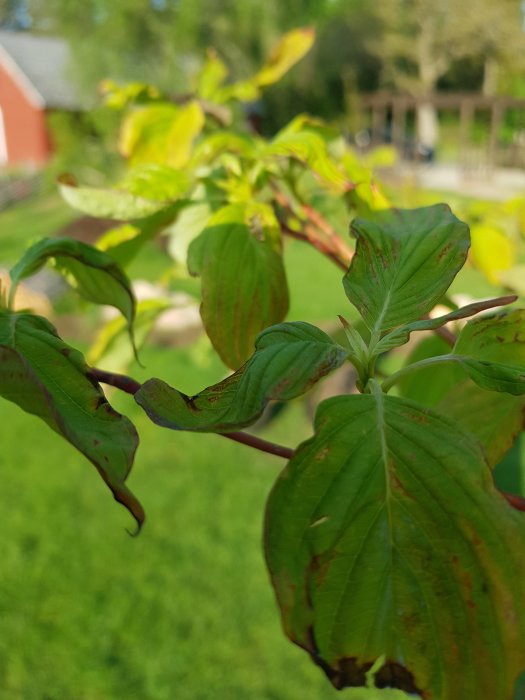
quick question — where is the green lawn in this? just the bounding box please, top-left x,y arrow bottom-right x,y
0,195 -> 412,698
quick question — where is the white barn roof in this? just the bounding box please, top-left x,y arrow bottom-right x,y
0,30 -> 82,110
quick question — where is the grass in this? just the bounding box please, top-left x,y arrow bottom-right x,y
0,193 -> 76,267
0,195 -> 412,699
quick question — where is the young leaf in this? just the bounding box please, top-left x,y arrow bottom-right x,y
0,311 -> 143,528
265,387 -> 525,699
58,174 -> 168,220
119,101 -> 205,168
135,321 -> 347,433
344,205 -> 470,334
119,164 -> 191,201
10,238 -> 136,340
188,202 -> 289,369
194,49 -> 229,100
264,129 -> 350,193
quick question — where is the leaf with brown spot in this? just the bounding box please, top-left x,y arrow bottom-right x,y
344,204 -> 470,334
0,310 -> 143,529
135,322 -> 347,433
265,383 -> 525,698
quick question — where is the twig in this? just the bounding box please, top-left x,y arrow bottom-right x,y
281,222 -> 348,271
222,432 -> 295,460
89,368 -> 141,395
434,326 -> 457,347
272,184 -> 353,271
89,367 -> 295,461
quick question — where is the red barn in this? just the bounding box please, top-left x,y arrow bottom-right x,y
0,31 -> 80,168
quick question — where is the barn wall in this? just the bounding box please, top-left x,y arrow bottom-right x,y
0,61 -> 52,167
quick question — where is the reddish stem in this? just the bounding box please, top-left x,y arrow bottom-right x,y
222,432 -> 295,460
502,491 -> 525,512
281,222 -> 348,271
89,367 -> 295,461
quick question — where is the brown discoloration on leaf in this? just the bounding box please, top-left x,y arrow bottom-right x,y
308,552 -> 332,587
315,446 -> 330,462
375,661 -> 424,695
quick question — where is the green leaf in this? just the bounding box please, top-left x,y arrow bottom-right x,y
119,164 -> 191,201
374,295 -> 516,356
10,238 -> 136,340
438,381 -> 525,468
87,298 -> 171,372
188,202 -> 289,369
0,311 -> 143,528
57,174 -> 168,220
265,385 -> 525,698
135,321 -> 347,433
97,202 -> 186,268
396,336 -> 468,406
119,101 -> 205,167
344,205 -> 470,334
452,309 -> 525,394
194,49 -> 229,100
264,129 -> 350,193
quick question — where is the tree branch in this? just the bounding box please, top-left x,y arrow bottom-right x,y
88,368 -> 295,461
272,185 -> 352,271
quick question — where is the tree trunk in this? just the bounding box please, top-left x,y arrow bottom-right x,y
416,100 -> 439,152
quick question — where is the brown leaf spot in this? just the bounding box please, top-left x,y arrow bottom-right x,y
375,661 -> 423,695
437,242 -> 453,262
315,446 -> 330,462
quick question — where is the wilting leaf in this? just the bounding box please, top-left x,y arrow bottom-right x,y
0,311 -> 143,528
10,238 -> 136,337
135,321 -> 347,432
119,101 -> 205,167
265,386 -> 525,699
188,202 -> 289,369
451,309 -> 525,394
58,174 -> 167,220
374,295 -> 516,355
344,205 -> 470,333
254,27 -> 315,87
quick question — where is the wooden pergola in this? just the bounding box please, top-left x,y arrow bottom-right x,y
356,92 -> 525,169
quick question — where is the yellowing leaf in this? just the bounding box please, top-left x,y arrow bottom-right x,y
194,49 -> 228,100
470,224 -> 516,284
119,101 -> 205,167
255,27 -> 315,87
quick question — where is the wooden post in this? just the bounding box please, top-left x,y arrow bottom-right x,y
488,100 -> 503,172
371,100 -> 387,145
459,98 -> 474,169
392,97 -> 407,154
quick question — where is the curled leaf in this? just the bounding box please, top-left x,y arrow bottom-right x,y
135,321 -> 347,433
0,311 -> 143,529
